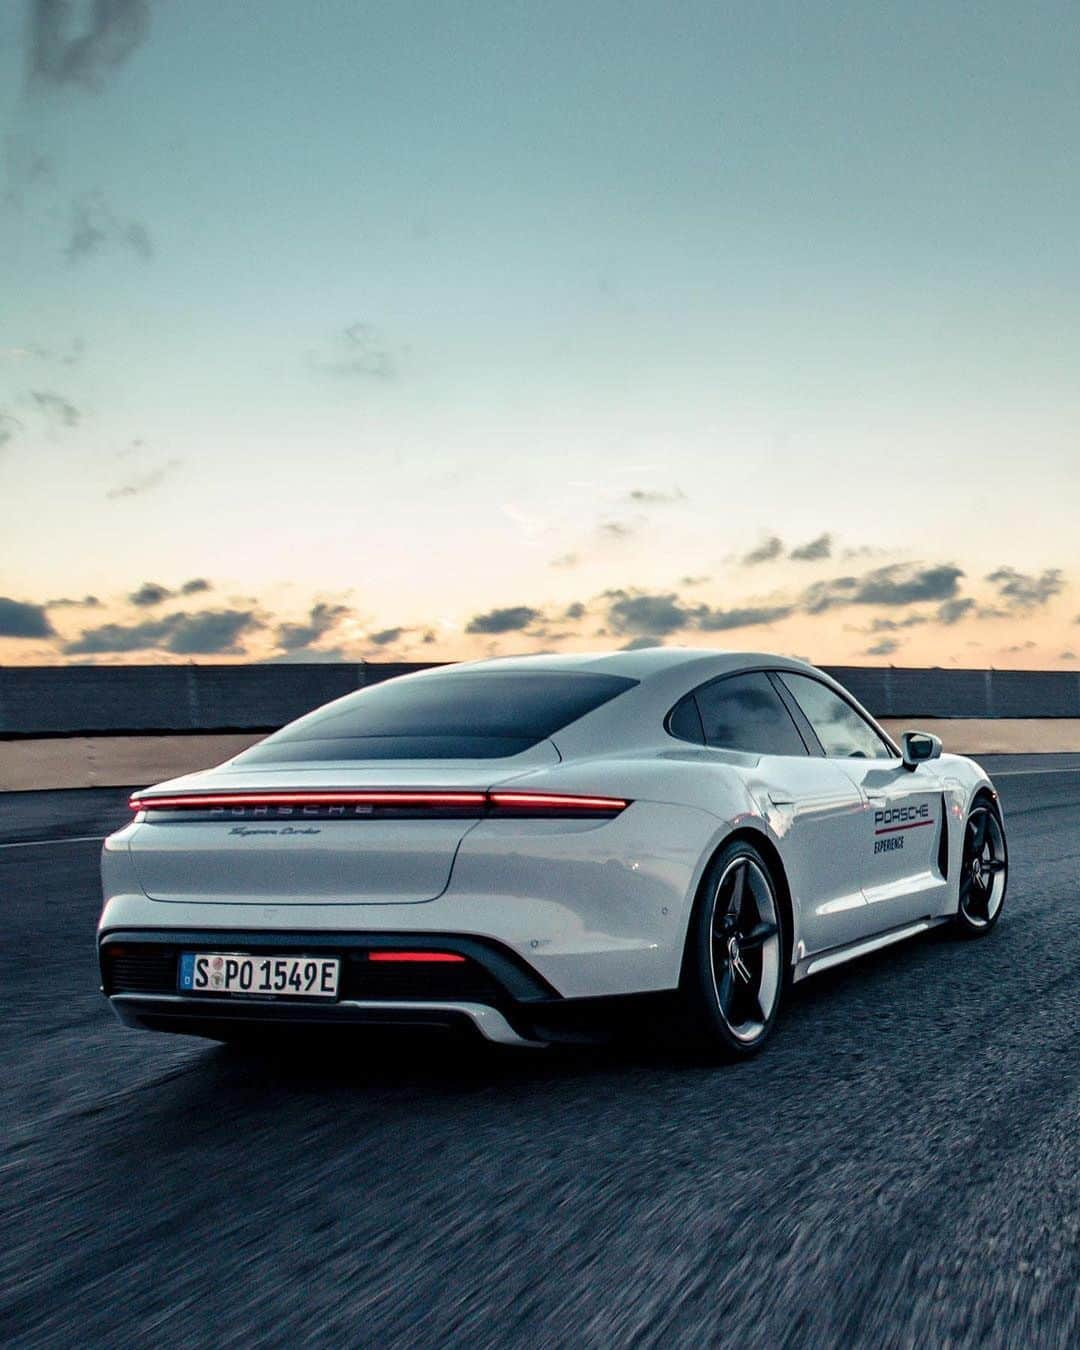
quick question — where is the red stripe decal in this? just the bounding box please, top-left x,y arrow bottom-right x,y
874,820 -> 935,835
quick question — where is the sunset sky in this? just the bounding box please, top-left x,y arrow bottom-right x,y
1,1 -> 1077,669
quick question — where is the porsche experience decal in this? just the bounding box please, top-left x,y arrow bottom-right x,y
873,802 -> 933,854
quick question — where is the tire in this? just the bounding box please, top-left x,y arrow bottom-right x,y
953,798 -> 1008,935
678,839 -> 788,1060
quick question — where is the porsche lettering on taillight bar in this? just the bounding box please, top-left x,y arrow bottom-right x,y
130,789 -> 630,818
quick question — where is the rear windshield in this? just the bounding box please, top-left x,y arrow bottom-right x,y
234,670 -> 638,762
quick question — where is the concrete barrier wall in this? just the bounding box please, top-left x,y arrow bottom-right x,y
2,662 -> 1079,790
4,719 -> 1080,791
0,662 -> 435,736
2,662 -> 1079,738
827,666 -> 1080,719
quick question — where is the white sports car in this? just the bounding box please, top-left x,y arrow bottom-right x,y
99,649 -> 1008,1058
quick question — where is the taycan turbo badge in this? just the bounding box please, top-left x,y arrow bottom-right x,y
99,648 -> 1006,1057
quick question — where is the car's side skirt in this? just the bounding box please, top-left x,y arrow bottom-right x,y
791,915 -> 952,983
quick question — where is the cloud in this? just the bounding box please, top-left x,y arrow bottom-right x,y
563,602 -> 585,620
28,0 -> 151,90
46,594 -> 101,609
465,605 -> 541,635
549,552 -> 579,569
742,536 -> 784,566
0,412 -> 22,449
64,205 -> 106,261
63,608 -> 262,656
985,567 -> 1065,609
869,615 -> 929,632
129,581 -> 172,607
681,575 -> 710,587
124,221 -> 153,259
607,589 -> 795,637
620,636 -> 665,650
263,646 -> 351,665
166,611 -> 263,656
625,488 -> 684,505
31,389 -> 80,427
0,597 -> 55,639
865,638 -> 900,657
803,563 -> 964,613
1061,650 -> 1077,661
128,578 -> 212,607
65,193 -> 153,263
275,602 -> 351,652
310,323 -> 396,379
789,533 -> 832,562
698,604 -> 795,630
599,520 -> 635,540
937,597 -> 976,625
368,627 -> 405,646
106,457 -> 180,499
1,339 -> 85,367
606,591 -> 692,637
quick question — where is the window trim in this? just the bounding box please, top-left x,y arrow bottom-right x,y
767,671 -> 825,756
774,671 -> 900,760
664,668 -> 814,757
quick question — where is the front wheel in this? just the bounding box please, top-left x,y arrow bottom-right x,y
679,841 -> 787,1060
953,799 -> 1008,934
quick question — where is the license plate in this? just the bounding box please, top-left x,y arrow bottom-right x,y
179,952 -> 340,999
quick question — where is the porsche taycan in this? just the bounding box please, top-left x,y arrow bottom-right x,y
99,649 -> 1007,1057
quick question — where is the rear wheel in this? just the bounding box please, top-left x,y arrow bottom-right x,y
954,800 -> 1008,934
679,841 -> 787,1060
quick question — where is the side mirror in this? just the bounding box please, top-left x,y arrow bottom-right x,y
900,729 -> 942,771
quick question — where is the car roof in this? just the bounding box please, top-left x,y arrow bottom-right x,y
445,646 -> 819,682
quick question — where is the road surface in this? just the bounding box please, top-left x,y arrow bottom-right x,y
1,759 -> 1077,1347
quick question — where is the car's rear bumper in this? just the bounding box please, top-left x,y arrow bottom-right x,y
98,928 -> 668,1047
108,992 -> 545,1046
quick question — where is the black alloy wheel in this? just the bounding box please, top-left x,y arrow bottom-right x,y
955,801 -> 1008,934
681,840 -> 786,1059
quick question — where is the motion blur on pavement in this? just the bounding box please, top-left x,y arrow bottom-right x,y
1,757 -> 1078,1345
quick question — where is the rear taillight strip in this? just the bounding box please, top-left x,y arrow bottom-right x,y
368,951 -> 467,964
130,789 -> 629,816
130,791 -> 486,810
488,791 -> 628,812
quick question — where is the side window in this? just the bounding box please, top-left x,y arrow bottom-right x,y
693,672 -> 808,756
778,673 -> 894,760
667,694 -> 705,744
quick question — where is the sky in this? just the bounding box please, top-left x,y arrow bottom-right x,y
1,0 -> 1077,669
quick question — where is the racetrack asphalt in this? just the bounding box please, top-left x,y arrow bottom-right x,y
1,758 -> 1077,1347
